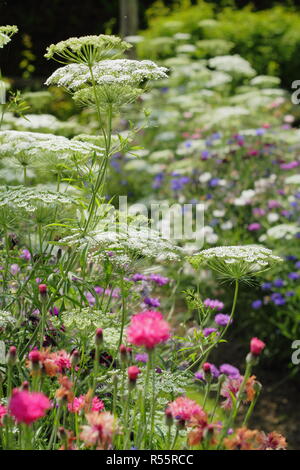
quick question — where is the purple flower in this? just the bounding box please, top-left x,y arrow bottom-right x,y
214,314 -> 231,326
288,272 -> 300,280
131,274 -> 148,282
149,274 -> 169,286
20,249 -> 31,261
261,282 -> 272,290
195,372 -> 204,382
203,327 -> 218,337
286,291 -> 295,297
252,300 -> 262,309
85,292 -> 96,306
143,297 -> 161,308
50,306 -> 59,316
273,279 -> 284,288
219,364 -> 241,379
209,178 -> 220,187
135,353 -> 148,363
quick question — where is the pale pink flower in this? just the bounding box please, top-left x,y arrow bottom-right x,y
80,412 -> 118,449
221,376 -> 243,409
9,389 -> 51,424
127,310 -> 170,349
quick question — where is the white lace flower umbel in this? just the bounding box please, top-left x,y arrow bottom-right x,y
189,245 -> 282,282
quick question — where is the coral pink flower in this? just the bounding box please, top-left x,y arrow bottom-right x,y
0,404 -> 7,426
68,395 -> 104,413
127,310 -> 170,349
166,397 -> 204,423
250,337 -> 266,356
9,389 -> 51,424
80,412 -> 118,449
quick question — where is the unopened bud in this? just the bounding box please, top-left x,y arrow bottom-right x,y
71,350 -> 80,368
38,284 -> 47,298
165,409 -> 173,427
7,346 -> 17,365
95,328 -> 103,346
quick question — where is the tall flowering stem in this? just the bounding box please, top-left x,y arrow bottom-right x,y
186,280 -> 239,371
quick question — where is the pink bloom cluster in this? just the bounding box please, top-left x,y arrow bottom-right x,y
166,396 -> 204,422
9,389 -> 51,424
204,298 -> 224,310
68,395 -> 104,413
127,310 -> 170,349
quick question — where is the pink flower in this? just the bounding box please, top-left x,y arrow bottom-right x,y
0,404 -> 7,426
127,310 -> 170,349
80,412 -> 118,449
68,395 -> 104,413
221,377 -> 243,409
250,337 -> 266,356
52,350 -> 72,372
20,249 -> 31,261
166,397 -> 204,422
127,366 -> 141,382
204,298 -> 224,310
10,264 -> 20,275
247,223 -> 261,231
9,389 -> 51,424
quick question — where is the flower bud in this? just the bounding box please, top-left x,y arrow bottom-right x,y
95,328 -> 103,346
71,350 -> 80,368
250,337 -> 266,356
127,365 -> 140,382
21,381 -> 29,391
7,346 -> 17,366
38,284 -> 48,298
119,344 -> 127,362
165,408 -> 173,427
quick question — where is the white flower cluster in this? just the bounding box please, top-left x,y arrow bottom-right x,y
191,245 -> 281,271
0,309 -> 16,329
4,114 -> 82,136
208,55 -> 256,77
45,59 -> 168,91
45,35 -> 131,64
0,25 -> 18,48
59,224 -> 182,263
264,224 -> 300,241
0,31 -> 10,48
0,130 -> 103,160
0,186 -> 74,212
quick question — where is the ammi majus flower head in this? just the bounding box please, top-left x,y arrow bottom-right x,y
45,59 -> 168,111
0,25 -> 18,48
188,245 -> 282,283
45,35 -> 131,65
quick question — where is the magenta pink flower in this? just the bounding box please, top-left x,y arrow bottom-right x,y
127,310 -> 170,349
166,397 -> 204,422
247,223 -> 261,231
250,337 -> 266,356
9,389 -> 51,424
0,404 -> 7,426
